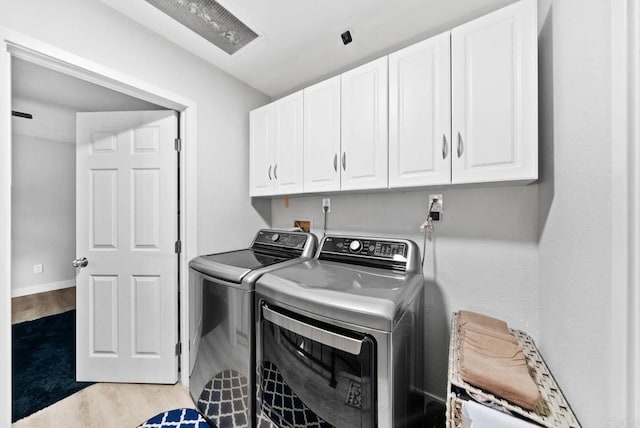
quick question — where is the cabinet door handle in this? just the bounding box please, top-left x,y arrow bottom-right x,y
333,153 -> 338,172
268,165 -> 272,180
342,152 -> 346,171
274,164 -> 278,180
457,132 -> 464,158
442,134 -> 448,160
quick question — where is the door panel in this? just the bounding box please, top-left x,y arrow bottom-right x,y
249,105 -> 274,196
341,57 -> 388,191
273,91 -> 303,195
451,0 -> 537,184
303,76 -> 341,192
90,169 -> 118,248
389,32 -> 451,188
77,110 -> 178,383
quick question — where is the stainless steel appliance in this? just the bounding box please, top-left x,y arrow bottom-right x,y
189,230 -> 317,428
255,235 -> 424,428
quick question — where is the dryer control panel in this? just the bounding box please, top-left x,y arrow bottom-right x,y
322,237 -> 407,259
318,236 -> 418,272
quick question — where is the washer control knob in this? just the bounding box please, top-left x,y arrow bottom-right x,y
271,233 -> 280,243
349,240 -> 363,253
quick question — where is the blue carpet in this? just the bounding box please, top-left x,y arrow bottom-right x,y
12,309 -> 93,422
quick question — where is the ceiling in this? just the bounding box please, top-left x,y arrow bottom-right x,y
100,0 -> 516,98
12,58 -> 163,112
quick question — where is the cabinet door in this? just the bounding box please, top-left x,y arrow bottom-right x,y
341,57 -> 389,191
303,76 -> 341,193
389,32 -> 451,188
451,0 -> 537,184
249,104 -> 274,196
273,91 -> 304,195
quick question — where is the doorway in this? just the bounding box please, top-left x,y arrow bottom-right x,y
0,30 -> 198,426
10,58 -> 178,420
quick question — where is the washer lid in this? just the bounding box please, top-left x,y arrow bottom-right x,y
190,249 -> 290,283
256,259 -> 424,331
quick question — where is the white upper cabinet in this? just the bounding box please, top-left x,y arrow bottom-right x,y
250,0 -> 537,197
389,31 -> 451,188
451,0 -> 538,184
249,103 -> 274,197
272,91 -> 304,195
303,76 -> 341,193
340,57 -> 389,191
250,91 -> 303,196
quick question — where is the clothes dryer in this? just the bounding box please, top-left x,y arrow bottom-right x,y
255,235 -> 424,428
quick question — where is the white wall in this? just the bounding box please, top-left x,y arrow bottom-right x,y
537,0 -> 613,425
270,185 -> 540,397
0,0 -> 271,257
11,98 -> 76,295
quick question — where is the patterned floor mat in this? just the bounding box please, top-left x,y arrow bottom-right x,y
258,361 -> 334,428
197,370 -> 249,428
138,408 -> 210,428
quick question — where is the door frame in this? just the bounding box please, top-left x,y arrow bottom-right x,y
611,0 -> 639,421
0,27 -> 198,424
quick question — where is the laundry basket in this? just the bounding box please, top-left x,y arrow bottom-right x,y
446,313 -> 581,427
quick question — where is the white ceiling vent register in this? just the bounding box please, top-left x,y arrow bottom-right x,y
144,0 -> 259,55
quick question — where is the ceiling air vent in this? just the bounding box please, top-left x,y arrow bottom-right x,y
145,0 -> 258,55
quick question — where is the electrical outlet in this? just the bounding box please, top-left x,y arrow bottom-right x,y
33,264 -> 43,274
322,198 -> 331,213
428,194 -> 444,221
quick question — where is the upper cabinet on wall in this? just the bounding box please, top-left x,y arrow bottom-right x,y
249,103 -> 273,197
340,57 -> 389,191
389,31 -> 451,188
303,76 -> 341,193
249,0 -> 537,197
250,91 -> 304,196
451,0 -> 538,184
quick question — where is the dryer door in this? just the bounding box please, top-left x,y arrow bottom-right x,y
257,303 -> 376,428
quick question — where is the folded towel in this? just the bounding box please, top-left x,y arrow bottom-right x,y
458,310 -> 509,333
460,322 -> 518,345
460,343 -> 540,409
457,311 -> 540,410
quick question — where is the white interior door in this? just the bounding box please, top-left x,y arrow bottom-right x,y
75,110 -> 178,384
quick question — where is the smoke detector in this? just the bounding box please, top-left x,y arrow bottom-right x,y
144,0 -> 259,55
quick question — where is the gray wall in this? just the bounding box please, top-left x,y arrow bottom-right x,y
271,185 -> 540,397
0,0 -> 271,257
536,0 -> 612,425
11,136 -> 76,292
11,98 -> 76,294
271,0 -> 617,424
11,99 -> 76,295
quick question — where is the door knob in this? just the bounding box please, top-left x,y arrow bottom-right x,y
72,257 -> 88,268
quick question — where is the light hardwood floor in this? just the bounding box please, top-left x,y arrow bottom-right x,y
12,287 -> 76,324
12,288 -> 195,427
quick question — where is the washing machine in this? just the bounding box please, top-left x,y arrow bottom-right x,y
189,229 -> 317,428
255,234 -> 424,428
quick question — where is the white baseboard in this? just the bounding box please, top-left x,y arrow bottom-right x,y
11,279 -> 75,298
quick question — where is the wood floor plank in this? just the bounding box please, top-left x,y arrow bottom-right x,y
12,287 -> 76,324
